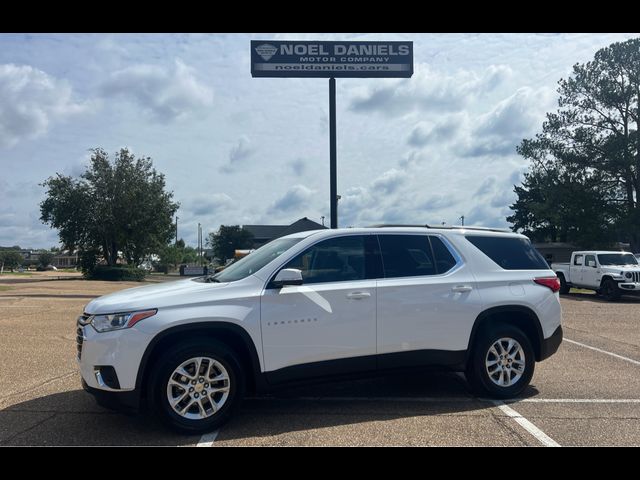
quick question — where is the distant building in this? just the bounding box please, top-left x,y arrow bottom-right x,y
242,217 -> 327,248
532,242 -> 579,264
18,249 -> 40,261
52,250 -> 78,268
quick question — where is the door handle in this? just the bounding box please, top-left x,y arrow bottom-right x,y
347,291 -> 371,299
451,285 -> 473,293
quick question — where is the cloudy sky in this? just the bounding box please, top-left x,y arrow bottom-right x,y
0,32 -> 637,248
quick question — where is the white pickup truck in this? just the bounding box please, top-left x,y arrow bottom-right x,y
552,251 -> 640,301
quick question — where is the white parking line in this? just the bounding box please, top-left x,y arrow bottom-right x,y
565,338 -> 640,366
196,430 -> 219,447
515,398 -> 640,403
492,401 -> 560,447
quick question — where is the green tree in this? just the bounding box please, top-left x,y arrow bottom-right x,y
40,148 -> 179,273
0,251 -> 23,273
207,225 -> 253,263
38,251 -> 55,268
158,244 -> 182,271
509,37 -> 640,250
181,246 -> 198,264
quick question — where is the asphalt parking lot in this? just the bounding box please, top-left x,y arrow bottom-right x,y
0,277 -> 638,446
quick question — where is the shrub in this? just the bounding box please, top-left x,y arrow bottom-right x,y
84,265 -> 146,281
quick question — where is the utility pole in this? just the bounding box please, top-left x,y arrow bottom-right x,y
321,216 -> 325,227
175,216 -> 179,245
459,215 -> 465,226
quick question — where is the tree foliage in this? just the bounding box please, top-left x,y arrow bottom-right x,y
509,38 -> 640,250
40,148 -> 179,272
157,241 -> 199,271
0,250 -> 23,272
38,251 -> 54,268
207,225 -> 253,263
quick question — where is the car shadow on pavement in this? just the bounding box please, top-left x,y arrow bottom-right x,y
0,372 -> 541,446
0,389 -> 200,446
0,294 -> 100,299
562,292 -> 640,304
218,371 -> 542,444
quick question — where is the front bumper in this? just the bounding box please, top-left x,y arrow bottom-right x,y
617,282 -> 640,292
81,378 -> 142,413
539,325 -> 563,361
77,321 -> 151,391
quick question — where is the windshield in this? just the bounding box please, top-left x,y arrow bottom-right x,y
212,237 -> 303,283
597,253 -> 639,266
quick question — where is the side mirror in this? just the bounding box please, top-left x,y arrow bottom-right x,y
273,268 -> 303,287
588,261 -> 596,268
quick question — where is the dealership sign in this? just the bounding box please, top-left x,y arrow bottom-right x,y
251,40 -> 413,78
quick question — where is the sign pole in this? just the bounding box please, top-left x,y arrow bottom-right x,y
329,77 -> 337,229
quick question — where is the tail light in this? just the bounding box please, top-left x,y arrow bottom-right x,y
534,277 -> 561,293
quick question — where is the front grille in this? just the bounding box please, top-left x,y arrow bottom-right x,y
632,272 -> 640,283
76,313 -> 89,360
76,326 -> 84,359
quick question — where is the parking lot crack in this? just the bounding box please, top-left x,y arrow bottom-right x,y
487,408 -> 530,446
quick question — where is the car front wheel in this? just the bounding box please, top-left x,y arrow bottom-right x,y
601,278 -> 621,302
148,340 -> 245,434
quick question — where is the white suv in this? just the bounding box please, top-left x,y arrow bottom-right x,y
77,226 -> 563,433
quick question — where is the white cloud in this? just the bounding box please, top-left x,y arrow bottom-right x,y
188,193 -> 233,216
340,168 -> 412,226
407,115 -> 464,147
100,59 -> 213,122
349,64 -> 512,117
0,64 -> 88,147
459,86 -> 556,157
371,168 -> 408,195
474,176 -> 497,197
271,185 -> 315,213
421,194 -> 458,210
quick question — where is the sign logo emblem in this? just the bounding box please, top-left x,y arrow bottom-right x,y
255,44 -> 278,61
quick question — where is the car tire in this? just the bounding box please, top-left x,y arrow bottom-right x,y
558,273 -> 570,294
148,339 -> 245,434
601,278 -> 621,302
466,324 -> 535,399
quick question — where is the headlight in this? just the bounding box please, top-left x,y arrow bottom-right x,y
90,309 -> 157,333
626,272 -> 633,279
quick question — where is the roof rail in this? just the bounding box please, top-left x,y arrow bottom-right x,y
366,224 -> 513,233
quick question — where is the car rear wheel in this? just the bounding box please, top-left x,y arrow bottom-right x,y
466,324 -> 535,399
148,340 -> 245,434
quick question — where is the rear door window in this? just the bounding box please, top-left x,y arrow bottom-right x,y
378,235 -> 437,278
430,236 -> 457,274
465,235 -> 549,270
